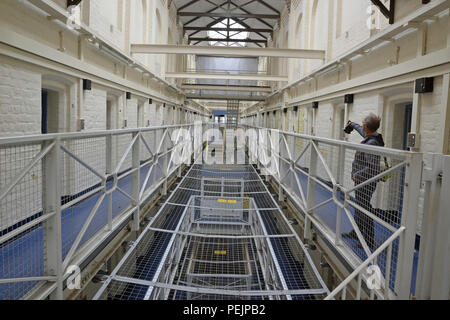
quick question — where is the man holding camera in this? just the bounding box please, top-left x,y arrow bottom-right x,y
342,113 -> 385,251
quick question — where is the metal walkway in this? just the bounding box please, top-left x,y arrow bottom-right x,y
93,163 -> 330,300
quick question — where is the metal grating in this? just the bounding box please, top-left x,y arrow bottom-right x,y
94,163 -> 329,300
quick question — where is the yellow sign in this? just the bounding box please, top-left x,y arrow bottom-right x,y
214,250 -> 227,255
220,168 -> 232,171
217,199 -> 237,204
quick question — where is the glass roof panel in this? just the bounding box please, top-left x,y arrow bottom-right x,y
208,18 -> 248,47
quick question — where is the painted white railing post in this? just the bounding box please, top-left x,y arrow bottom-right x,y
395,152 -> 422,299
42,138 -> 63,299
278,132 -> 286,202
131,131 -> 141,232
305,139 -> 318,241
335,145 -> 346,245
106,133 -> 113,231
162,129 -> 168,196
416,154 -> 450,299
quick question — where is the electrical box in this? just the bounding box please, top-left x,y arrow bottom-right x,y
415,77 -> 434,93
78,119 -> 85,131
83,79 -> 91,91
344,94 -> 354,104
407,133 -> 417,148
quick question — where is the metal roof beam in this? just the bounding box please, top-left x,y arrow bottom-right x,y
166,72 -> 288,82
184,26 -> 273,33
370,0 -> 396,24
181,84 -> 272,92
186,94 -> 266,101
189,37 -> 267,43
178,12 -> 280,19
130,44 -> 326,59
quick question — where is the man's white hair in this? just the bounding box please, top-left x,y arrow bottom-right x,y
363,113 -> 381,132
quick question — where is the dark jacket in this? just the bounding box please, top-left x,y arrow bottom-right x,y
351,123 -> 385,183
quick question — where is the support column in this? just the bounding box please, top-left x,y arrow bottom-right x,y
131,132 -> 140,231
395,153 -> 423,299
438,74 -> 450,154
43,138 -> 63,299
305,140 -> 318,240
410,89 -> 422,152
417,154 -> 450,299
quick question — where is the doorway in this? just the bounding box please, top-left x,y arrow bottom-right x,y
402,104 -> 413,151
41,88 -> 59,134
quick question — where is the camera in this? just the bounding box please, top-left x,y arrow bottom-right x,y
344,121 -> 354,134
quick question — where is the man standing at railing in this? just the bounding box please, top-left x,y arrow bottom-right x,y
342,113 -> 385,251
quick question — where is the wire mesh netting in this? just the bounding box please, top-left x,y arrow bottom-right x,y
95,163 -> 329,300
0,125 -> 198,300
0,142 -> 46,300
255,129 -> 411,297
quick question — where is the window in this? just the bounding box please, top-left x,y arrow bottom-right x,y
208,18 -> 248,47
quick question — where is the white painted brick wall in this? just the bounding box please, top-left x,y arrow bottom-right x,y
0,62 -> 42,228
84,86 -> 107,131
89,0 -> 125,51
0,63 -> 41,137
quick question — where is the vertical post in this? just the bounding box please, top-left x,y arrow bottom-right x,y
305,139 -> 318,240
438,73 -> 450,154
162,128 -> 168,196
106,133 -> 113,231
131,132 -> 140,231
416,153 -> 440,299
279,132 -> 286,202
418,154 -> 450,299
429,155 -> 450,299
335,145 -> 346,245
395,153 -> 422,299
43,138 -> 63,299
410,90 -> 421,152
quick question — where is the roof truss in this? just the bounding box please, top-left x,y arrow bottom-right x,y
177,0 -> 284,48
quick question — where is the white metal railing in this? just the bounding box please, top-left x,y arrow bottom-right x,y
0,123 -> 211,300
242,124 -> 422,300
325,226 -> 405,300
0,122 -> 427,300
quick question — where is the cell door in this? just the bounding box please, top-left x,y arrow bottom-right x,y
402,104 -> 413,151
41,90 -> 48,134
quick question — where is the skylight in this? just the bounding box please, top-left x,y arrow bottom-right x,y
208,18 -> 249,47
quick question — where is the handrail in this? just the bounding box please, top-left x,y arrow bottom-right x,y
0,122 -> 207,146
241,123 -> 422,300
325,226 -> 405,300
